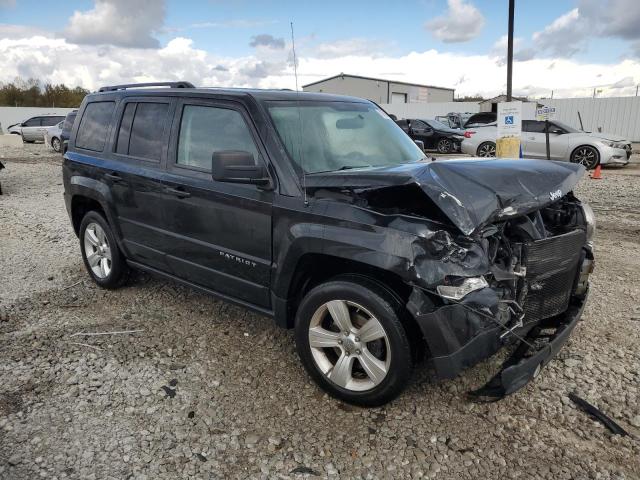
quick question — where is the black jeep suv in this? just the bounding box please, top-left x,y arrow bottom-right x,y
63,82 -> 595,406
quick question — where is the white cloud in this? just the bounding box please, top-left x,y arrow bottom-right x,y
1,32 -> 639,99
426,0 -> 485,43
63,0 -> 165,48
313,38 -> 387,59
532,8 -> 585,58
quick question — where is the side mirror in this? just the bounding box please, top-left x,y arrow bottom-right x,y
414,140 -> 425,151
211,150 -> 271,187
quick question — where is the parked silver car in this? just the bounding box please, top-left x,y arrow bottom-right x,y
44,121 -> 64,152
461,120 -> 631,169
7,114 -> 66,142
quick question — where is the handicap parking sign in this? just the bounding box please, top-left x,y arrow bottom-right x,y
505,115 -> 514,125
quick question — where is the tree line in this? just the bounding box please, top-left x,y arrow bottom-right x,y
0,78 -> 89,108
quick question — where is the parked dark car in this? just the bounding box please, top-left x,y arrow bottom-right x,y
396,118 -> 464,153
436,112 -> 497,129
60,110 -> 78,154
63,82 -> 595,406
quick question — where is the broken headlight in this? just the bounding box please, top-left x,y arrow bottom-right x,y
436,276 -> 488,301
581,202 -> 596,244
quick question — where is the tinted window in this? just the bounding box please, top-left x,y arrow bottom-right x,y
62,113 -> 77,134
23,117 -> 41,127
122,102 -> 169,160
76,102 -> 115,152
522,120 -> 546,133
115,103 -> 136,155
41,116 -> 64,127
177,105 -> 259,170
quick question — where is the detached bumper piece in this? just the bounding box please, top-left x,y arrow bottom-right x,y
468,293 -> 588,402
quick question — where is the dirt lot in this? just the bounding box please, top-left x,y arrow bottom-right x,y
1,144 -> 639,479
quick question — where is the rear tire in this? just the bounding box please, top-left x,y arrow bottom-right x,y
295,278 -> 413,406
79,211 -> 128,289
51,137 -> 61,152
477,141 -> 496,157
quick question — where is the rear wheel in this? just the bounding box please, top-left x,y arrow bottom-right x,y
51,137 -> 61,152
79,211 -> 128,289
437,138 -> 453,154
295,278 -> 413,406
571,145 -> 599,170
477,141 -> 496,157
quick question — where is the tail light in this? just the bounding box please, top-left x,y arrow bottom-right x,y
464,131 -> 475,138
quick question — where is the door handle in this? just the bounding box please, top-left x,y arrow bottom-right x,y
165,186 -> 191,198
104,172 -> 123,182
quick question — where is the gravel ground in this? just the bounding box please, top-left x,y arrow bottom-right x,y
1,143 -> 639,479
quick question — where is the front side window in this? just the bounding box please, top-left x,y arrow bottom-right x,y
115,102 -> 169,161
177,105 -> 259,170
75,102 -> 115,152
23,117 -> 41,127
267,101 -> 425,174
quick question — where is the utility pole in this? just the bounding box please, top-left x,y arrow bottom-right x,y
636,84 -> 639,96
506,0 -> 515,102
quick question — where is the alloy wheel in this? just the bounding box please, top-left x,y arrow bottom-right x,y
308,300 -> 390,392
478,143 -> 496,157
52,138 -> 61,152
572,146 -> 598,169
437,138 -> 452,153
83,222 -> 112,279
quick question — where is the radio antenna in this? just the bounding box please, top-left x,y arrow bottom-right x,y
290,21 -> 308,206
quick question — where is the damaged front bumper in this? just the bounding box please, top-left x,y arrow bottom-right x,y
407,248 -> 593,400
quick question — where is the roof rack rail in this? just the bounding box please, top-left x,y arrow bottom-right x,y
98,81 -> 195,92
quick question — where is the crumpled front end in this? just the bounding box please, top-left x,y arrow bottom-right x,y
405,194 -> 595,398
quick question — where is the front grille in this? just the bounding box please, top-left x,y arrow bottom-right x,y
523,229 -> 585,322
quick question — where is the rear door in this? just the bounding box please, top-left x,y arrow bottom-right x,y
107,97 -> 175,272
161,98 -> 273,307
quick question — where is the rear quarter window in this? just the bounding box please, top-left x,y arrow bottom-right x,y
75,101 -> 116,152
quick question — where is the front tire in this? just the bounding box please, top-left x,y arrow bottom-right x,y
477,141 -> 496,157
571,145 -> 599,170
295,278 -> 413,406
437,138 -> 452,154
79,211 -> 128,289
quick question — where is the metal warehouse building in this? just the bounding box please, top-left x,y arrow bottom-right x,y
302,74 -> 454,104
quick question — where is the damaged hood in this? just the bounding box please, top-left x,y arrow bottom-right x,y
306,159 -> 585,235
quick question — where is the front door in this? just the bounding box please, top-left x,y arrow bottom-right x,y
410,120 -> 436,149
21,117 -> 45,141
161,98 -> 273,308
523,120 -> 569,160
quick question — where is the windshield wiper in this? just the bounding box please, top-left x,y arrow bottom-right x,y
337,165 -> 371,170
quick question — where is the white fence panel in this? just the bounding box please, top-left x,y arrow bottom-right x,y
380,101 -> 480,120
0,107 -> 76,133
541,97 -> 640,141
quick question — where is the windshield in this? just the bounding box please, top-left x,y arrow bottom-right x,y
552,121 -> 581,133
267,101 -> 425,174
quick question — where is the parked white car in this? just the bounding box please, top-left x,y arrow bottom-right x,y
7,114 -> 66,142
44,121 -> 64,152
461,120 -> 631,169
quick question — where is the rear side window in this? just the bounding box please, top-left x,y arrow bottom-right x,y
42,116 -> 64,127
115,102 -> 168,161
62,113 -> 77,133
76,102 -> 115,152
176,105 -> 259,171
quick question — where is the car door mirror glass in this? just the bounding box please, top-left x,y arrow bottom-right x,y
211,150 -> 271,186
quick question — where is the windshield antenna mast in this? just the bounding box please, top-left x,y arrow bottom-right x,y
290,21 -> 308,206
